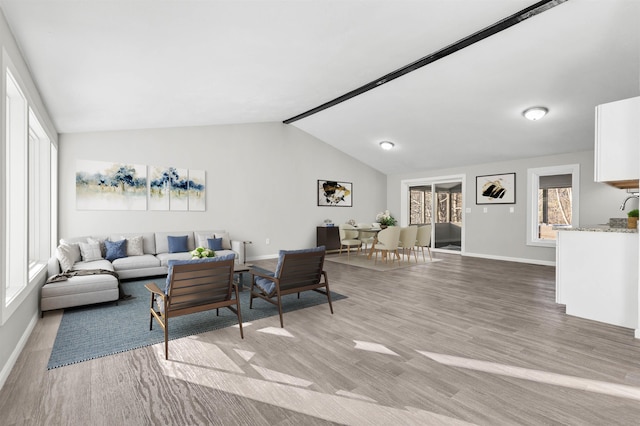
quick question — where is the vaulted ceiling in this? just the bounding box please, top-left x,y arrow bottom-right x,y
1,0 -> 638,174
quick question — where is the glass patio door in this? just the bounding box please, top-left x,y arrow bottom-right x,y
408,179 -> 463,253
433,182 -> 462,251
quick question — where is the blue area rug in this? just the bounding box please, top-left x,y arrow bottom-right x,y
47,274 -> 345,369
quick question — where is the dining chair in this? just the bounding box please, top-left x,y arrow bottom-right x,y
338,223 -> 361,260
398,226 -> 418,263
373,226 -> 401,264
357,223 -> 376,254
415,225 -> 433,261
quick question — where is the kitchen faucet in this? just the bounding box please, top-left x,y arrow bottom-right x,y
619,193 -> 639,210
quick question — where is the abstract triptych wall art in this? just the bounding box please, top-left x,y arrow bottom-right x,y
76,160 -> 148,210
148,166 -> 206,211
76,160 -> 206,211
187,169 -> 206,211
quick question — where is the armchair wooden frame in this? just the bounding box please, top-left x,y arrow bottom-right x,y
145,258 -> 243,360
249,250 -> 333,328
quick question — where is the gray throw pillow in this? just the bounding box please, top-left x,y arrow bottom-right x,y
122,235 -> 144,256
78,241 -> 103,262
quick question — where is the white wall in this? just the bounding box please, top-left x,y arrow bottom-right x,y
59,122 -> 388,259
387,150 -> 633,264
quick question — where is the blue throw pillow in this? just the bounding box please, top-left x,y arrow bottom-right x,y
207,237 -> 223,251
165,253 -> 235,293
104,239 -> 127,262
167,235 -> 188,253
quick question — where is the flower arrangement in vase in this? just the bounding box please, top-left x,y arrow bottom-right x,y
375,210 -> 396,228
191,247 -> 215,259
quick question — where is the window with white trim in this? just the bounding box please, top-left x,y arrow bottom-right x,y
3,67 -> 55,323
5,69 -> 28,304
527,164 -> 580,247
28,108 -> 52,273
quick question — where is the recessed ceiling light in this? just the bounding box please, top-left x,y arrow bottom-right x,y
379,141 -> 395,150
522,106 -> 548,121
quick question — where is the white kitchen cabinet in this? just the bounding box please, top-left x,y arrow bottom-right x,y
556,229 -> 638,330
594,96 -> 639,188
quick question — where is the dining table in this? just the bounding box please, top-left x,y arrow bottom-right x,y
354,226 -> 383,259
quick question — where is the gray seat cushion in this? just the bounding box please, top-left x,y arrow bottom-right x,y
112,254 -> 161,271
155,252 -> 193,266
73,259 -> 114,271
41,273 -> 118,298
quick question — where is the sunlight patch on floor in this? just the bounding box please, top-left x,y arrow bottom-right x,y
335,389 -> 378,402
235,349 -> 255,362
258,327 -> 294,337
418,350 -> 640,402
354,340 -> 399,356
160,353 -> 475,425
252,365 -> 314,387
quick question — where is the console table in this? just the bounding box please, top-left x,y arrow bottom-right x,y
316,226 -> 340,252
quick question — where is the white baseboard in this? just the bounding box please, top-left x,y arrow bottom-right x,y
0,312 -> 39,391
462,251 -> 556,267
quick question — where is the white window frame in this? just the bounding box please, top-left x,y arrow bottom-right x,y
2,60 -> 56,325
526,164 -> 580,248
4,68 -> 29,309
28,107 -> 51,277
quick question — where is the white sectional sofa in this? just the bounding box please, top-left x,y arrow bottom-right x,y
42,230 -> 242,314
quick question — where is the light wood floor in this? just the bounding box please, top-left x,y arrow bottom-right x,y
2,252 -> 640,425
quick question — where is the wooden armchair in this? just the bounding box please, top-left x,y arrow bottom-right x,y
145,255 -> 243,359
249,246 -> 333,328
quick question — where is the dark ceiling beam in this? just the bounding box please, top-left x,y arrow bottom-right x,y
283,0 -> 568,125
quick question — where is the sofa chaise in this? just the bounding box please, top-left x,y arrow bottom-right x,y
42,230 -> 243,314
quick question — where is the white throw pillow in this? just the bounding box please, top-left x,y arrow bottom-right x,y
196,233 -> 215,249
87,237 -> 107,257
56,243 -> 80,272
122,235 -> 144,256
78,241 -> 103,262
215,232 -> 232,250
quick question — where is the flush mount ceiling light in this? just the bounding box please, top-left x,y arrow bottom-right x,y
522,106 -> 548,121
379,141 -> 395,150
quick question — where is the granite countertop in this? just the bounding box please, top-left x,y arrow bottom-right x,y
554,225 -> 638,233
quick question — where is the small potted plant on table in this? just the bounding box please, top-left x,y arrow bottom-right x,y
628,209 -> 639,229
